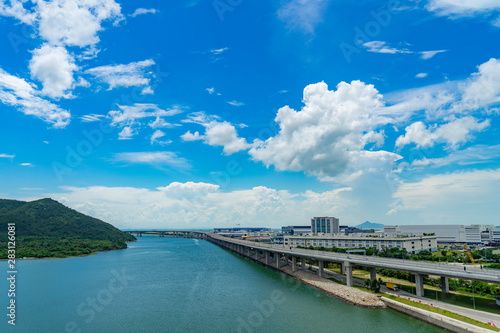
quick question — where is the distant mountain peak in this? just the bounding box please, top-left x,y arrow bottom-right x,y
355,221 -> 384,230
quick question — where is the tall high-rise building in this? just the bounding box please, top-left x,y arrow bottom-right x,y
311,217 -> 339,235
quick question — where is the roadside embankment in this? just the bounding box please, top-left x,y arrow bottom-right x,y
382,296 -> 496,333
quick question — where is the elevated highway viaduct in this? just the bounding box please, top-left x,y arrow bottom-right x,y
126,230 -> 500,297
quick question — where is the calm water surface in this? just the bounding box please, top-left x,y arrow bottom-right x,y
1,236 -> 446,332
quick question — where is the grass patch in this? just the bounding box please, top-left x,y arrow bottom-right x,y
397,285 -> 500,315
384,294 -> 500,332
353,285 -> 377,294
350,270 -> 500,315
330,265 -> 500,315
327,277 -> 346,285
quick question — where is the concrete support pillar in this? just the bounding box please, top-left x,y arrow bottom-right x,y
276,253 -> 280,268
301,257 -> 306,270
255,250 -> 259,260
370,267 -> 376,281
265,252 -> 269,265
441,276 -> 449,294
292,256 -> 297,272
247,247 -> 250,257
285,255 -> 289,265
318,260 -> 324,278
414,274 -> 424,297
345,261 -> 353,287
340,262 -> 344,275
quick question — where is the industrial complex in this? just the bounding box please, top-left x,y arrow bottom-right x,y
213,217 -> 499,250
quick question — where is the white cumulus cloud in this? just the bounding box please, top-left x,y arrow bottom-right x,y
411,144 -> 500,168
49,183 -> 350,228
181,112 -> 249,155
113,151 -> 189,169
109,103 -> 181,126
0,68 -> 70,128
249,81 -> 400,180
85,59 -> 155,91
36,0 -> 123,48
129,8 -> 158,18
0,0 -> 36,24
363,41 -> 411,54
426,0 -> 500,17
108,103 -> 183,141
118,126 -> 135,140
227,100 -> 245,107
456,58 -> 500,112
395,116 -> 490,149
420,50 -> 447,59
277,0 -> 332,33
390,168 -> 500,224
0,0 -> 124,126
29,44 -> 78,98
80,114 -> 105,122
150,130 -> 171,145
0,153 -> 15,160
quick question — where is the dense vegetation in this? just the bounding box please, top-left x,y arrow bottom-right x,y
377,268 -> 500,297
300,245 -> 500,298
299,245 -> 496,264
0,198 -> 136,258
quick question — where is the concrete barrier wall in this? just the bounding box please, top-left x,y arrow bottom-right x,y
381,297 -> 494,333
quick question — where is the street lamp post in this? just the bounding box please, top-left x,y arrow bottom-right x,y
472,284 -> 476,310
434,279 -> 438,301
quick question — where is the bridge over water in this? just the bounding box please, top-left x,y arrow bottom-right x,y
126,230 -> 500,297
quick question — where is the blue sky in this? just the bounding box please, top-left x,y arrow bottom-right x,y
1,0 -> 500,229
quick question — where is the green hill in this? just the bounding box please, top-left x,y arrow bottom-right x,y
0,198 -> 136,258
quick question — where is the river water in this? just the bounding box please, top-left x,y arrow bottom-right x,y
1,236 -> 446,332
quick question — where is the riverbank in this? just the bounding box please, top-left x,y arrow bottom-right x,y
0,245 -> 131,261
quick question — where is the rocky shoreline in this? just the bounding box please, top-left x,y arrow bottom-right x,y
252,255 -> 386,309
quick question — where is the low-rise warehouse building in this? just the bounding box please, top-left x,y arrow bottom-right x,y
284,235 -> 438,254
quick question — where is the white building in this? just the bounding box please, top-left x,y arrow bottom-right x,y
492,227 -> 500,243
285,235 -> 437,254
282,225 -> 311,235
311,217 -> 339,235
383,224 -> 495,245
